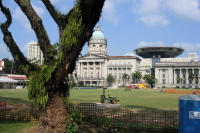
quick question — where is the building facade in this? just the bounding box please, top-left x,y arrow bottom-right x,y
75,25 -> 141,86
75,25 -> 200,88
154,61 -> 200,88
25,25 -> 200,88
0,61 -> 4,74
28,42 -> 44,65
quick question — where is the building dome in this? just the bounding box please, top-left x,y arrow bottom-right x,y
90,25 -> 106,39
88,24 -> 107,56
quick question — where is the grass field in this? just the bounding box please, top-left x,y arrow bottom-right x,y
0,88 -> 189,133
0,120 -> 38,133
0,88 -> 188,110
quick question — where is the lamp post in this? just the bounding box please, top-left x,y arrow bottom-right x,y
10,60 -> 14,74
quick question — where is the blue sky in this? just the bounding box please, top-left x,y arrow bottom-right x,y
1,0 -> 200,60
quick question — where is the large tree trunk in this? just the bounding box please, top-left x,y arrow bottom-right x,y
38,85 -> 68,133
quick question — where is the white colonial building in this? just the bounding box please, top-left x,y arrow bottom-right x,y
75,25 -> 200,88
26,25 -> 200,88
75,25 -> 141,86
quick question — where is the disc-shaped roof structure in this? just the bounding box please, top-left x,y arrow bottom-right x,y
134,46 -> 184,58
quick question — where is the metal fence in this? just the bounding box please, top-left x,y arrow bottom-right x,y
0,103 -> 178,132
68,103 -> 178,132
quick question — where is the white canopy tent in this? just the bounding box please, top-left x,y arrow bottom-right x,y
0,77 -> 18,89
0,77 -> 18,83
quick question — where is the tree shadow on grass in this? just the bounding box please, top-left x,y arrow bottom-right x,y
0,96 -> 32,105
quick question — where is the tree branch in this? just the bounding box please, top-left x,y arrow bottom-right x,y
55,0 -> 105,80
14,0 -> 54,64
41,0 -> 62,25
0,0 -> 37,76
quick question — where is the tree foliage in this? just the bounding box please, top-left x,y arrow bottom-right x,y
106,74 -> 115,87
132,71 -> 142,83
143,74 -> 157,88
122,73 -> 130,86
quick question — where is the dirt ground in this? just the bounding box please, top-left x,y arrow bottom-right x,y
23,122 -> 118,133
77,121 -> 119,133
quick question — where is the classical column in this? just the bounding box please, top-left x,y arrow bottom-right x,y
93,61 -> 96,78
79,62 -> 82,77
100,62 -> 102,77
159,69 -> 162,84
87,62 -> 89,78
173,68 -> 175,84
192,68 -> 195,85
180,69 -> 182,84
185,69 -> 188,85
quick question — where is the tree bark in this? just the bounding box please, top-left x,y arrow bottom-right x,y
0,0 -> 106,132
38,85 -> 68,133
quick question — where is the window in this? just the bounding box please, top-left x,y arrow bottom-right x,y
162,79 -> 165,84
162,74 -> 165,78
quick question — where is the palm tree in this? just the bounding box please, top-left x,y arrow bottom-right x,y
176,77 -> 183,84
143,74 -> 157,88
132,71 -> 142,83
188,72 -> 195,84
106,74 -> 115,87
122,73 -> 130,86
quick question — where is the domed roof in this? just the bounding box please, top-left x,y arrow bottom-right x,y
91,25 -> 106,39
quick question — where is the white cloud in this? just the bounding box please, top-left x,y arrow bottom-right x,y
133,0 -> 200,26
136,41 -> 165,48
138,15 -> 169,26
124,52 -> 136,56
32,4 -> 45,16
13,4 -> 44,33
165,0 -> 200,21
0,44 -> 7,53
13,7 -> 33,32
172,42 -> 200,51
133,0 -> 169,26
103,0 -> 129,24
103,1 -> 120,24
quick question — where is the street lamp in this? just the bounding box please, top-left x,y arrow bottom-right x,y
10,60 -> 14,74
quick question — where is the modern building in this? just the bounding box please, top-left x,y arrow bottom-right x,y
26,25 -> 200,88
27,42 -> 44,65
134,46 -> 200,88
75,25 -> 200,88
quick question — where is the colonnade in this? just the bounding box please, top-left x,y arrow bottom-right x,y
156,68 -> 200,88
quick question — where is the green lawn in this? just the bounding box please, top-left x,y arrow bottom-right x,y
0,88 -> 187,110
0,88 -> 187,133
0,120 -> 38,133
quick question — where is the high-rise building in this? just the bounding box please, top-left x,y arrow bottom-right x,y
0,61 -> 4,74
28,42 -> 44,65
